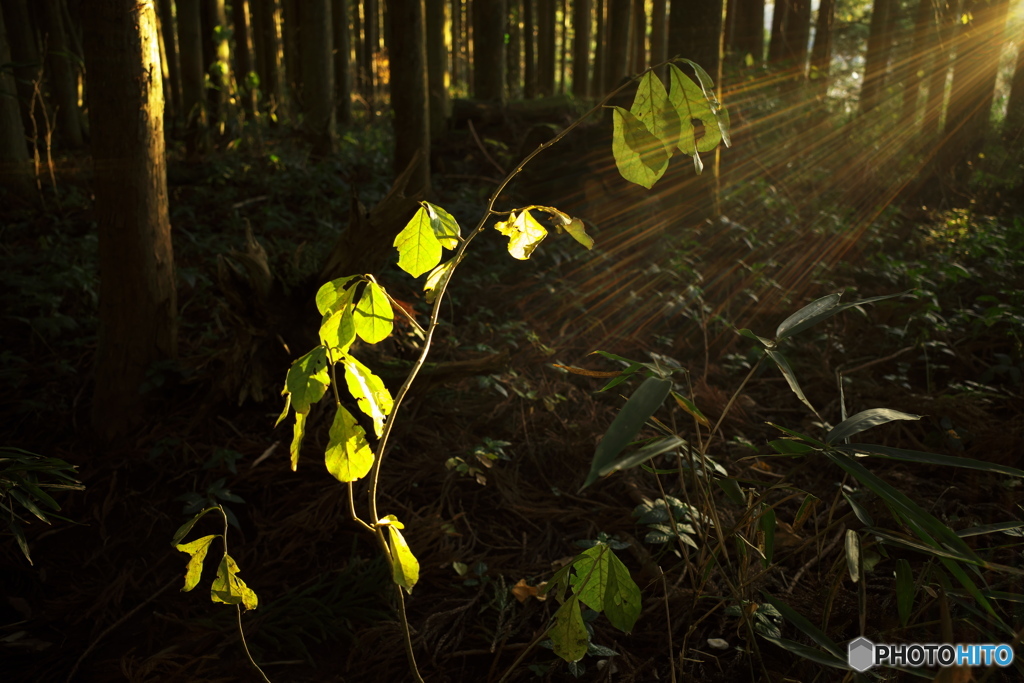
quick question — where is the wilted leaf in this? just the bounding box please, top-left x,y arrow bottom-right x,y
512,578 -> 547,602
176,534 -> 217,592
495,209 -> 548,259
211,554 -> 259,611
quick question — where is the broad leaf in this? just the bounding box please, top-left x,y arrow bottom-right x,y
315,275 -> 359,315
611,106 -> 670,189
320,305 -> 357,355
211,554 -> 259,611
342,355 -> 393,437
582,376 -> 673,490
423,201 -> 461,249
602,549 -> 641,632
382,515 -> 420,593
563,217 -> 594,250
325,405 -> 374,482
423,258 -> 456,303
394,206 -> 442,277
284,346 -> 330,414
570,546 -> 609,614
825,408 -> 922,445
667,64 -> 720,155
176,534 -> 217,592
495,209 -> 548,259
549,596 -> 588,663
630,71 -> 680,155
354,282 -> 394,344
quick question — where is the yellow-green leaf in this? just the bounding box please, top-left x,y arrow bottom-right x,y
320,306 -> 357,355
603,548 -> 642,632
549,596 -> 588,663
176,534 -> 217,592
383,517 -> 419,593
325,405 -> 374,482
394,206 -> 442,277
315,275 -> 359,315
495,209 -> 548,260
284,347 -> 330,414
668,64 -> 721,155
424,258 -> 456,303
631,70 -> 680,154
570,545 -> 610,613
611,106 -> 669,189
354,282 -> 394,344
290,410 -> 307,471
211,554 -> 259,611
343,355 -> 393,437
424,202 -> 461,249
274,392 -> 291,428
563,217 -> 593,250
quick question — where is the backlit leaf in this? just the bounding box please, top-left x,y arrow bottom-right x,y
354,282 -> 394,344
424,258 -> 456,303
570,545 -> 609,613
603,549 -> 641,632
342,355 -> 393,437
284,346 -> 330,414
176,534 -> 217,592
211,554 -> 258,611
290,410 -> 307,470
382,515 -> 419,593
495,209 -> 548,259
630,70 -> 680,155
394,206 -> 442,277
549,596 -> 588,663
325,405 -> 374,482
668,64 -> 718,157
315,275 -> 358,315
611,106 -> 669,189
562,217 -> 594,250
826,408 -> 922,445
320,306 -> 357,355
423,202 -> 461,249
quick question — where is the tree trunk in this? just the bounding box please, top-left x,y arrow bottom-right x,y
233,0 -> 258,118
649,0 -> 666,78
253,0 -> 289,120
450,0 -> 462,86
630,0 -> 645,74
333,0 -> 352,126
591,0 -> 604,94
859,0 -> 894,114
281,0 -> 302,106
206,0 -> 233,127
473,0 -> 506,101
730,0 -> 763,66
388,0 -> 430,194
0,0 -> 43,149
571,0 -> 590,98
605,0 -> 631,92
0,1 -> 33,201
156,0 -> 182,124
1005,37 -> 1024,142
537,0 -> 555,95
558,0 -> 567,92
523,0 -> 536,97
177,0 -> 206,156
82,0 -> 177,440
39,0 -> 84,148
507,0 -> 522,98
898,0 -> 933,127
668,0 -> 723,79
361,0 -> 377,107
301,0 -> 334,153
922,0 -> 956,137
809,0 -> 834,97
426,0 -> 449,134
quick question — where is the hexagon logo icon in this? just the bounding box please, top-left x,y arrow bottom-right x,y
848,637 -> 875,672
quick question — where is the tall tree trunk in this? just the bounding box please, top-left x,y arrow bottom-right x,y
523,0 -> 536,97
333,0 -> 352,126
898,0 -> 934,127
922,0 -> 955,137
731,0 -> 763,65
809,0 -> 834,97
630,0 -> 645,74
361,0 -> 378,107
668,0 -> 723,79
591,0 -> 605,94
473,0 -> 506,101
605,0 -> 630,92
537,0 -> 556,95
1,0 -> 43,149
203,0 -> 233,128
649,0 -> 666,77
82,0 -> 177,440
177,0 -> 206,156
1005,37 -> 1024,142
233,0 -> 258,118
0,1 -> 33,201
156,0 -> 182,124
388,0 -> 429,194
571,0 -> 590,97
558,0 -> 567,92
39,0 -> 84,148
301,0 -> 334,153
253,0 -> 289,120
450,0 -> 462,86
426,0 -> 449,134
859,0 -> 894,114
281,0 -> 302,106
507,0 -> 522,98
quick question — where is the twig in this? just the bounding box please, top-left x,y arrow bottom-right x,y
661,567 -> 677,683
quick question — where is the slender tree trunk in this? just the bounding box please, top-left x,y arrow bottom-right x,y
0,2 -> 33,200
899,0 -> 933,127
524,0 -> 536,97
1,0 -> 43,148
558,0 -> 567,93
253,0 -> 288,120
388,0 -> 429,194
507,0 -> 522,98
591,0 -> 605,94
649,0 -> 666,78
571,0 -> 590,97
361,0 -> 377,107
233,0 -> 258,117
281,0 -> 302,106
537,0 -> 555,95
301,0 -> 334,153
426,0 -> 449,134
473,0 -> 507,101
809,0 -> 834,97
731,0 -> 763,65
605,0 -> 631,92
156,0 -> 182,124
1005,37 -> 1024,141
82,0 -> 177,440
177,0 -> 206,156
39,0 -> 84,148
450,0 -> 462,86
668,0 -> 723,78
333,0 -> 352,125
631,0 -> 645,74
859,0 -> 894,114
203,0 -> 233,128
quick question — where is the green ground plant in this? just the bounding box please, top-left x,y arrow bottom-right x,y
172,59 -> 731,681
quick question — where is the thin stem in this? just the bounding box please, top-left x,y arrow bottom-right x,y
393,583 -> 425,683
220,506 -> 271,683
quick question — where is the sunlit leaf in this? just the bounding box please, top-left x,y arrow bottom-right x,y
563,217 -> 594,250
630,70 -> 680,154
611,106 -> 670,189
320,306 -> 357,355
315,275 -> 359,315
570,545 -> 609,613
381,515 -> 419,593
290,410 -> 307,470
284,347 -> 330,414
211,554 -> 259,611
549,596 -> 588,663
171,507 -> 221,546
845,530 -> 861,583
325,405 -> 374,482
668,64 -> 721,156
775,292 -> 906,341
495,209 -> 548,259
826,408 -> 922,445
354,281 -> 394,344
394,206 -> 442,277
423,258 -> 456,303
342,355 -> 393,437
423,201 -> 461,249
176,534 -> 217,592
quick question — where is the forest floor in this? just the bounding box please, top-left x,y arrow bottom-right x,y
2,109 -> 1023,682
